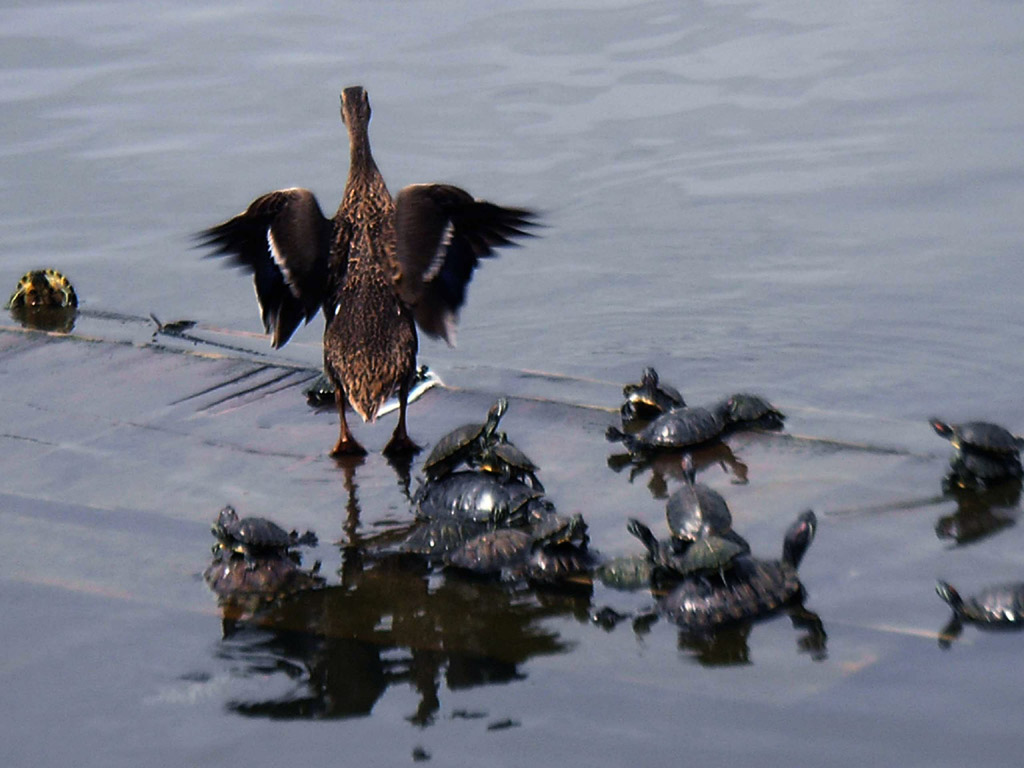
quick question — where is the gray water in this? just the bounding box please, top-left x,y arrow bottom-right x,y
3,1 -> 1024,766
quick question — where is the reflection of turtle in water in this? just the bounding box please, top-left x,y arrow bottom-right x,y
212,505 -> 317,566
936,580 -> 1024,648
620,367 -> 686,423
7,269 -> 78,332
930,418 -> 1023,488
934,478 -> 1021,546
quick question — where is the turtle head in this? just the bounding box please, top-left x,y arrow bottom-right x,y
213,505 -> 239,537
484,398 -> 509,435
626,518 -> 660,559
680,453 -> 696,484
930,418 -> 955,442
782,509 -> 817,568
935,580 -> 964,613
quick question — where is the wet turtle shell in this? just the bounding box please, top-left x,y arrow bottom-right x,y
620,367 -> 686,422
204,551 -> 324,600
7,269 -> 78,309
528,510 -> 588,547
946,450 -> 1023,488
413,471 -> 545,526
607,405 -> 724,454
594,554 -> 654,591
936,581 -> 1024,626
716,393 -> 785,430
930,419 -> 1023,456
446,527 -> 593,582
398,516 -> 490,558
422,398 -> 508,480
628,518 -> 747,581
657,510 -> 817,632
472,437 -> 544,491
212,506 -> 317,561
665,456 -> 736,543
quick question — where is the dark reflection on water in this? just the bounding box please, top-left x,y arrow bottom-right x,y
934,478 -> 1021,547
214,563 -> 589,723
607,441 -> 749,498
7,305 -> 77,333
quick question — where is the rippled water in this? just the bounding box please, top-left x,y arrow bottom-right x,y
3,1 -> 1024,766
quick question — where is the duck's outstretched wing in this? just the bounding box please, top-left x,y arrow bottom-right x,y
393,184 -> 536,345
197,188 -> 335,348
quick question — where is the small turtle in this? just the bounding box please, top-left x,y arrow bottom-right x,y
664,455 -> 749,552
422,399 -> 508,480
7,269 -> 78,309
528,510 -> 588,547
931,418 -> 1023,487
472,436 -> 544,491
212,506 -> 317,566
620,367 -> 686,422
936,580 -> 1024,647
606,405 -> 725,454
594,554 -> 654,591
658,510 -> 817,632
627,518 -> 748,582
413,471 -> 548,527
715,393 -> 785,431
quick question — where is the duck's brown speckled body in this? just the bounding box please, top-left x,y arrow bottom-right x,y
200,86 -> 535,455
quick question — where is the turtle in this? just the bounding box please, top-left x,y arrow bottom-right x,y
204,551 -> 324,602
715,393 -> 785,431
394,516 -> 491,558
445,527 -> 594,583
422,399 -> 508,481
627,518 -> 748,583
620,367 -> 686,422
936,580 -> 1024,647
413,470 -> 549,527
527,510 -> 588,547
606,404 -> 725,454
7,269 -> 78,309
657,509 -> 817,632
471,436 -> 544,491
664,455 -> 750,553
594,554 -> 654,592
930,418 -> 1024,487
212,506 -> 317,566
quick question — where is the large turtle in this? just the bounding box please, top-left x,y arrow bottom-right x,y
606,404 -> 725,454
620,367 -> 686,422
413,470 -> 550,527
931,418 -> 1024,487
212,506 -> 317,566
422,398 -> 508,481
715,393 -> 785,431
445,525 -> 594,583
657,510 -> 817,632
936,580 -> 1024,647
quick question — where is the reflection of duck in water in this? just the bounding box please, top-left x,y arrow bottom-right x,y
199,86 -> 536,457
935,477 -> 1021,546
213,565 -> 586,723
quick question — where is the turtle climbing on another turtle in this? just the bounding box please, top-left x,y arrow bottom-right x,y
620,367 -> 686,423
935,580 -> 1024,647
664,455 -> 750,552
421,398 -> 509,481
211,506 -> 317,566
930,418 -> 1023,488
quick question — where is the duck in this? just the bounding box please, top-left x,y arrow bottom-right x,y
199,86 -> 536,457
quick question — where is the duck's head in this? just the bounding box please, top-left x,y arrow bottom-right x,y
341,85 -> 371,129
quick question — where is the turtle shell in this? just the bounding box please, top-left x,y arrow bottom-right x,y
595,554 -> 654,591
529,510 -> 588,547
472,438 -> 544,490
626,406 -> 725,451
397,517 -> 489,557
413,471 -> 542,526
204,553 -> 324,599
626,518 -> 746,581
422,398 -> 508,479
936,581 -> 1024,625
717,393 -> 785,429
658,555 -> 803,632
446,528 -> 533,573
665,474 -> 733,542
7,269 -> 78,309
946,450 -> 1023,488
931,419 -> 1023,455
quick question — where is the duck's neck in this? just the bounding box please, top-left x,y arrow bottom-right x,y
347,125 -> 379,184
